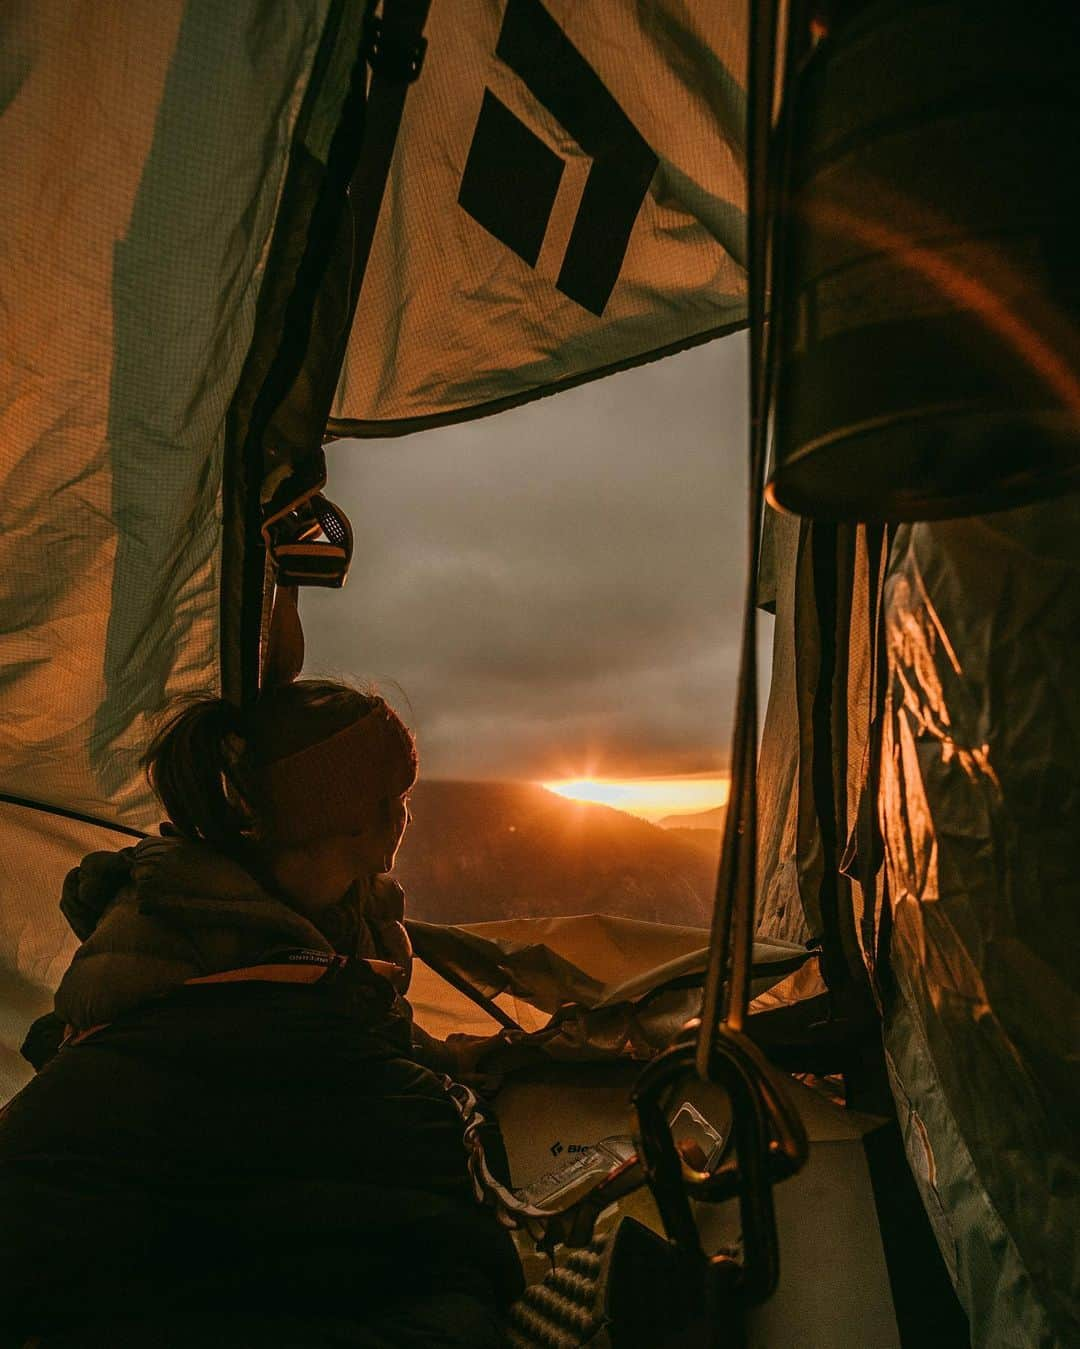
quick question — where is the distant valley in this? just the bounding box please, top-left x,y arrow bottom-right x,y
394,780 -> 721,927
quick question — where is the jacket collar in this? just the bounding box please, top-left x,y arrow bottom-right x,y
132,836 -> 332,950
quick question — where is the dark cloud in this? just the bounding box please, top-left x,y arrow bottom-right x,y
304,335 -> 767,781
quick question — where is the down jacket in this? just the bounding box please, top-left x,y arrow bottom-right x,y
0,837 -> 523,1346
53,834 -> 416,1030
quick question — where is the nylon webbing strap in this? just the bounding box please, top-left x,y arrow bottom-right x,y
348,0 -> 431,324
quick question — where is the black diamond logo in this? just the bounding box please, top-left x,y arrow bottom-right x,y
459,89 -> 565,269
458,0 -> 658,316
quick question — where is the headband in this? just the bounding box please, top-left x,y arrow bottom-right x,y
258,705 -> 417,846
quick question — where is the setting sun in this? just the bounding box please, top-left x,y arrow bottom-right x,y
540,775 -> 730,823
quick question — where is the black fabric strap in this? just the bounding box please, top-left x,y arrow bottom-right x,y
345,0 -> 432,337
0,791 -> 147,840
220,0 -> 366,708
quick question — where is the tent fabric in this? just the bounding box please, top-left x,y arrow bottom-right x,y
840,525 -> 892,1003
327,0 -> 748,436
879,499 -> 1080,1347
0,804 -> 114,1106
218,0 -> 370,706
755,508 -> 883,1016
0,0 -> 342,831
788,522 -> 881,1014
409,914 -> 820,1064
0,0 -> 380,1121
755,510 -> 811,947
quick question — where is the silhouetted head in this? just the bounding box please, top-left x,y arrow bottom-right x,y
144,680 -> 417,903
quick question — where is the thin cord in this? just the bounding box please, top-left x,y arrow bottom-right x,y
697,0 -> 778,1073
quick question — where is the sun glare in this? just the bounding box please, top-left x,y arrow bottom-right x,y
540,776 -> 730,823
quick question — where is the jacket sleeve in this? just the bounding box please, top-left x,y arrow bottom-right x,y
19,1011 -> 66,1070
408,1019 -> 462,1074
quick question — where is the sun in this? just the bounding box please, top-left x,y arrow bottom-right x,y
540,776 -> 730,823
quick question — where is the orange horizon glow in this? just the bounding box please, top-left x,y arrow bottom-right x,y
540,775 -> 730,823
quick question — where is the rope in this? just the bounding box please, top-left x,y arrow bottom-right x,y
696,0 -> 779,1070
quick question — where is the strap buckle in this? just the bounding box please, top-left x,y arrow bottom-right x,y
265,492 -> 353,589
261,455 -> 353,590
362,10 -> 427,83
448,1079 -> 649,1257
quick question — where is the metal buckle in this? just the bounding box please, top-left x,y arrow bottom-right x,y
448,1079 -> 650,1258
263,492 -> 353,589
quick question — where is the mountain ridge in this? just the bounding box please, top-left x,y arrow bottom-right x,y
394,779 -> 719,927
657,805 -> 726,830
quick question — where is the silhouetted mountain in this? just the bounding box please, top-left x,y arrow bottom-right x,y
657,805 -> 726,830
664,827 -> 722,858
394,780 -> 716,926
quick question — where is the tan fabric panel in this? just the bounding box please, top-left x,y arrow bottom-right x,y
406,959 -> 503,1041
755,510 -> 809,945
0,0 -> 333,828
330,0 -> 748,433
0,1 -> 351,1103
412,912 -> 810,1011
460,912 -> 710,991
0,803 -> 135,1104
841,525 -> 888,987
1,0 -> 186,827
409,914 -> 819,1063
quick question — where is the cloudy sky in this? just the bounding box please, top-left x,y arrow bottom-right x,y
304,333 -> 767,797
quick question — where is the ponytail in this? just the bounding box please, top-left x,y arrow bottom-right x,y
143,696 -> 254,849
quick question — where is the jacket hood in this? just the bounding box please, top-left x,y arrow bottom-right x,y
53,835 -> 334,1030
61,835 -> 329,950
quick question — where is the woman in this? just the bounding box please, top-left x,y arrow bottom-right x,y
0,681 -> 523,1347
